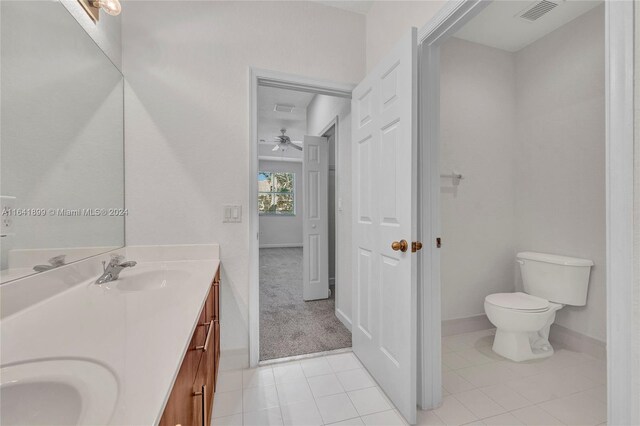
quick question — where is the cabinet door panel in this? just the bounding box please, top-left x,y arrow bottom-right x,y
205,281 -> 215,322
188,308 -> 207,384
214,320 -> 220,389
213,283 -> 219,322
202,320 -> 216,422
159,344 -> 199,426
159,307 -> 206,426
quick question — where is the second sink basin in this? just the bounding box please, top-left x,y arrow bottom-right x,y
0,358 -> 118,425
106,268 -> 191,292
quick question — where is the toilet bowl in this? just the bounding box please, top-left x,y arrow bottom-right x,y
484,292 -> 563,361
484,252 -> 593,362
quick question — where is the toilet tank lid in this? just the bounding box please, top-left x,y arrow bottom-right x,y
516,252 -> 594,267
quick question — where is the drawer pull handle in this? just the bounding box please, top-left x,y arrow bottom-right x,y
196,320 -> 214,352
193,384 -> 206,426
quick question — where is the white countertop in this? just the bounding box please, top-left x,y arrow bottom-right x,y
0,254 -> 219,425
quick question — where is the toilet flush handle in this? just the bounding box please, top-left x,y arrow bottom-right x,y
516,259 -> 525,265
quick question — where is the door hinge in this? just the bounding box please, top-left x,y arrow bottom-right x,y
436,237 -> 442,248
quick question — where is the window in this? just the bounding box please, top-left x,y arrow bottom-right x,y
258,171 -> 295,215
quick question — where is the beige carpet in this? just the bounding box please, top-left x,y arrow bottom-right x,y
259,247 -> 352,360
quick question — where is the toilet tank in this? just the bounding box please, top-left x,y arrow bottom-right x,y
517,252 -> 594,306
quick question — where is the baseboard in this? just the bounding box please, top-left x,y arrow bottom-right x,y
258,243 -> 303,249
441,315 -> 606,359
549,323 -> 606,360
442,314 -> 493,337
335,308 -> 352,332
219,348 -> 249,371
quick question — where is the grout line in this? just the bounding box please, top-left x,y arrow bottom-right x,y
304,356 -> 329,425
272,372 -> 286,426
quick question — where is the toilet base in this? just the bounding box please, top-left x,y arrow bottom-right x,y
492,329 -> 555,362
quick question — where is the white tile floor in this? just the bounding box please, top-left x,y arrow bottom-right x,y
429,329 -> 607,426
213,329 -> 607,426
213,351 -> 407,426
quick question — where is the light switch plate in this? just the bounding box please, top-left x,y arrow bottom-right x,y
223,205 -> 242,223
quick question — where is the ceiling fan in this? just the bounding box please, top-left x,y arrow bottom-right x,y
264,128 -> 302,152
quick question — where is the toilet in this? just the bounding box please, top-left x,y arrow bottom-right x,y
484,252 -> 594,362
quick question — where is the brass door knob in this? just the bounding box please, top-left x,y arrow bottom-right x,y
391,240 -> 408,252
412,241 -> 423,252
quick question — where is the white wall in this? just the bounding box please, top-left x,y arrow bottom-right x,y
122,1 -> 365,352
258,160 -> 303,248
514,5 -> 606,341
306,94 -> 353,329
60,0 -> 121,71
365,1 -> 446,71
439,37 -> 517,321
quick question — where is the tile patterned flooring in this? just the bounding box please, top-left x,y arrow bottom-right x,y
213,329 -> 607,426
430,329 -> 606,426
212,351 -> 406,426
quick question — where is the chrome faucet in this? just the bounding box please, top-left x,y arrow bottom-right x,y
95,254 -> 137,284
33,254 -> 66,272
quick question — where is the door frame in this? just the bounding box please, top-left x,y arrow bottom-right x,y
249,68 -> 354,366
416,0 -> 638,422
317,116 -> 352,331
416,0 -> 490,409
604,1 -> 637,424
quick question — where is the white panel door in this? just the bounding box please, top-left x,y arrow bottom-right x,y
303,135 -> 329,301
351,28 -> 418,424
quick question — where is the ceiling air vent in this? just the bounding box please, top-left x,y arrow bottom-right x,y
274,104 -> 295,113
518,0 -> 560,22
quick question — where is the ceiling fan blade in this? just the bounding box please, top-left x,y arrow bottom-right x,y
289,144 -> 303,151
272,145 -> 280,151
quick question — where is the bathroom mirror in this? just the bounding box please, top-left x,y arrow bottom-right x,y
0,1 -> 125,283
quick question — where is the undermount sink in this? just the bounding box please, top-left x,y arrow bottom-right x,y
0,358 -> 118,425
104,268 -> 191,292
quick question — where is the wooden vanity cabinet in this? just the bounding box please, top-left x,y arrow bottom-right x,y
159,266 -> 221,426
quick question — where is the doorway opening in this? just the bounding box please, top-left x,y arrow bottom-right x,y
427,2 -> 608,424
255,82 -> 352,362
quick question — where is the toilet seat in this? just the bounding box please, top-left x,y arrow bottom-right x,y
485,292 -> 550,312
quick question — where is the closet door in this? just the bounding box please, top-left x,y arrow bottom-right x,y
302,135 -> 329,301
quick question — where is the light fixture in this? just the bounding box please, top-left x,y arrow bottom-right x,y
78,0 -> 121,23
92,0 -> 121,16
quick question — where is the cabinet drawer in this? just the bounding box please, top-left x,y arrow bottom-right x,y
214,319 -> 220,389
187,308 -> 207,384
205,282 -> 215,322
159,353 -> 195,426
193,319 -> 215,426
206,270 -> 220,322
213,282 -> 219,322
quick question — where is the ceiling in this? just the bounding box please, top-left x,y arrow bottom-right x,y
313,1 -> 374,15
257,86 -> 315,159
454,0 -> 602,52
